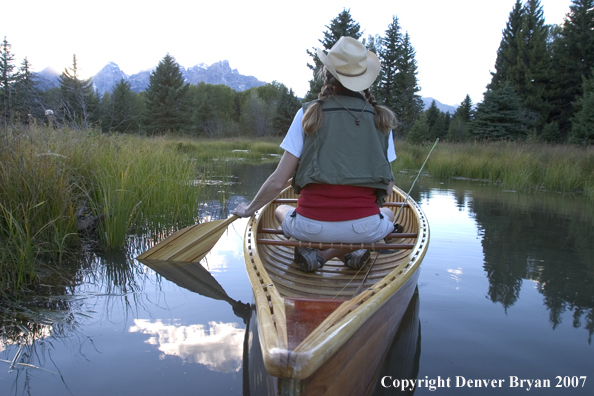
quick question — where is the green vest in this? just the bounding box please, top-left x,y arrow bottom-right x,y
293,93 -> 394,205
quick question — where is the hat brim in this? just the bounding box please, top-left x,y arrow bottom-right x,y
317,47 -> 380,92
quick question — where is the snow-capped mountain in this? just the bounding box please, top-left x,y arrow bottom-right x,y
422,97 -> 458,114
92,62 -> 129,94
91,60 -> 266,95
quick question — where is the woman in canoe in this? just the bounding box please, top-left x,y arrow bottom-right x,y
233,36 -> 398,272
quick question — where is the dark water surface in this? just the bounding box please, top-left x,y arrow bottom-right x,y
1,163 -> 593,396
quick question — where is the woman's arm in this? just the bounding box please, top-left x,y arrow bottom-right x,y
233,151 -> 300,218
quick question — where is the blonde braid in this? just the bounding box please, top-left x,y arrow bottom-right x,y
302,68 -> 339,135
363,89 -> 398,135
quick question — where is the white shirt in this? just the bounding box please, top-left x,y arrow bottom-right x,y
280,108 -> 397,161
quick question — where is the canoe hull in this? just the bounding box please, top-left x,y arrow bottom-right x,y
290,267 -> 420,395
244,184 -> 429,393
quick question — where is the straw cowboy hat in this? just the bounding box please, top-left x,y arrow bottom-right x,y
317,36 -> 381,92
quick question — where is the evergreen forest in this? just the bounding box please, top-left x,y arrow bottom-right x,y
1,0 -> 593,145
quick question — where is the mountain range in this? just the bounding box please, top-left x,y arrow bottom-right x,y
35,61 -> 458,113
36,60 -> 267,95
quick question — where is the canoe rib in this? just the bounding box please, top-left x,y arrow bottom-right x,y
244,185 -> 430,380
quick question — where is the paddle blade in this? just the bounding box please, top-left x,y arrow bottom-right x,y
137,215 -> 239,263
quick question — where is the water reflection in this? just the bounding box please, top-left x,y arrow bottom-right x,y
2,165 -> 593,396
414,177 -> 594,343
129,319 -> 244,373
470,188 -> 594,341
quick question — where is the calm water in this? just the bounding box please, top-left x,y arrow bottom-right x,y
1,163 -> 593,396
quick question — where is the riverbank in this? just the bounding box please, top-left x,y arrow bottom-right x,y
2,128 -> 592,294
394,141 -> 594,198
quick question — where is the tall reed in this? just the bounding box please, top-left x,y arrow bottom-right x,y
0,127 -> 205,294
393,141 -> 594,199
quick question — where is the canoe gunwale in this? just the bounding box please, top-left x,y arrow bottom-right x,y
244,185 -> 430,380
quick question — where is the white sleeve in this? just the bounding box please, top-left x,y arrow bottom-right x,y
388,130 -> 397,162
280,108 -> 305,158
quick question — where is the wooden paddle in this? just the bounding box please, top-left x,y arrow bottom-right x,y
136,215 -> 239,263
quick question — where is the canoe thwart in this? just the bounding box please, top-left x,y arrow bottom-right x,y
258,228 -> 417,240
273,198 -> 409,208
256,239 -> 415,250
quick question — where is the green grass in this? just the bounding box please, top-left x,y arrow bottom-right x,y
393,141 -> 594,198
0,128 -> 208,293
3,129 -> 592,294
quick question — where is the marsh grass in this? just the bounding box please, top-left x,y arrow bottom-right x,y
0,128 -> 208,293
166,137 -> 283,162
394,141 -> 594,198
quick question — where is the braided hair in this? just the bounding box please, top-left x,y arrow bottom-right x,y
302,67 -> 397,135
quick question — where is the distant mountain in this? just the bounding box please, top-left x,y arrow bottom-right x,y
36,67 -> 60,90
90,60 -> 266,95
92,62 -> 129,94
422,97 -> 458,114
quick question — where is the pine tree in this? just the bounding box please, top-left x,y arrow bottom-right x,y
0,36 -> 16,128
392,32 -> 423,135
304,9 -> 362,101
518,0 -> 552,131
549,0 -> 594,137
190,82 -> 237,137
570,71 -> 594,145
13,57 -> 43,123
376,16 -> 402,111
471,82 -> 528,140
272,84 -> 301,136
101,79 -> 141,133
143,54 -> 191,133
455,95 -> 474,123
58,54 -> 95,129
446,95 -> 474,142
406,112 -> 430,144
376,18 -> 423,136
488,0 -> 524,91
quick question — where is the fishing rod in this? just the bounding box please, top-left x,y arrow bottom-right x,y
393,137 -> 439,225
353,138 -> 439,297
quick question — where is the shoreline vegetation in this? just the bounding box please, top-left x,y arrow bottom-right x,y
1,127 -> 592,294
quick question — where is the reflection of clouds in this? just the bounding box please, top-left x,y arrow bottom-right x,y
448,268 -> 463,282
201,218 -> 247,273
129,320 -> 244,373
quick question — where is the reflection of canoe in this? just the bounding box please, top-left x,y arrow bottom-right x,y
244,185 -> 429,395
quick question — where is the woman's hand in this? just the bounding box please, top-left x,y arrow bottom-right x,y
233,202 -> 253,218
231,151 -> 299,218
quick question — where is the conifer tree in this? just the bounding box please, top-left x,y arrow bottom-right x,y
446,95 -> 474,142
376,16 -> 402,110
13,57 -> 43,122
570,71 -> 594,145
58,54 -> 96,129
101,79 -> 141,133
471,82 -> 528,140
0,36 -> 16,128
272,84 -> 301,136
406,112 -> 430,144
518,0 -> 552,131
549,0 -> 594,137
143,54 -> 191,133
304,9 -> 362,101
392,32 -> 423,135
376,18 -> 423,136
190,82 -> 237,137
488,0 -> 524,91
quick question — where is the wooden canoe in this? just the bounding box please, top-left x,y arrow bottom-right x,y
244,184 -> 430,395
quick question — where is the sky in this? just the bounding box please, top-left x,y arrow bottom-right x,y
4,0 -> 574,107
